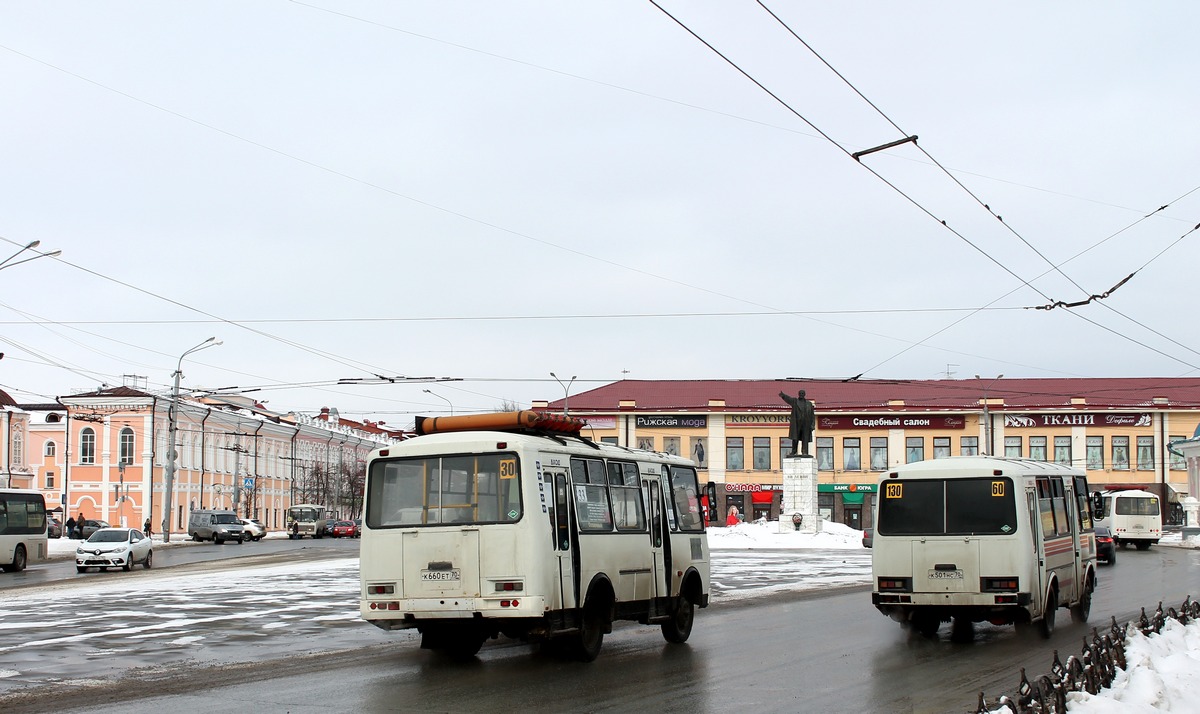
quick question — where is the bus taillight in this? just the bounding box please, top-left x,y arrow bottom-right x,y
877,577 -> 911,592
981,578 -> 1019,592
494,581 -> 524,592
368,584 -> 396,595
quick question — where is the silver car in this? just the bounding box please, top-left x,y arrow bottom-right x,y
76,528 -> 153,572
239,518 -> 266,541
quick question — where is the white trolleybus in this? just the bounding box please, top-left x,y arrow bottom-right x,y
1099,489 -> 1162,550
1,488 -> 49,573
359,411 -> 710,661
871,457 -> 1099,640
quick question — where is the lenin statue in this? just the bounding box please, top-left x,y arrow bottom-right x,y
779,389 -> 816,457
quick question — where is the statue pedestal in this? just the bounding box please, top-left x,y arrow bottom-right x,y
1183,497 -> 1200,539
780,456 -> 820,534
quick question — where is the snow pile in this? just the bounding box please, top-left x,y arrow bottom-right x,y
706,518 -> 864,550
987,617 -> 1200,714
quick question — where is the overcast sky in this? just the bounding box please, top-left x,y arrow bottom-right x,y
3,2 -> 1199,426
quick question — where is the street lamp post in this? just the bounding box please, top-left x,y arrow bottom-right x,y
0,240 -> 62,271
975,374 -> 1004,456
422,388 -> 454,415
163,337 -> 222,542
549,372 -> 577,416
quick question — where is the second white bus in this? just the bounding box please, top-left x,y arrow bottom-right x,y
285,504 -> 329,539
359,411 -> 710,661
871,457 -> 1098,640
1,488 -> 49,573
1099,489 -> 1162,550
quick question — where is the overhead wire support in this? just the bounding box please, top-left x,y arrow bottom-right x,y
852,135 -> 918,161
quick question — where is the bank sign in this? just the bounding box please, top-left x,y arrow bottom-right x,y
635,415 -> 708,429
1004,413 -> 1151,428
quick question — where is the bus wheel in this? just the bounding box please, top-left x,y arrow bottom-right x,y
445,632 -> 485,661
572,600 -> 607,662
3,545 -> 27,572
1070,585 -> 1092,623
661,594 -> 695,644
1135,541 -> 1151,551
1040,590 -> 1057,639
912,613 -> 940,638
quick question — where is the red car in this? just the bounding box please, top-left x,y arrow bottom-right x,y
331,521 -> 359,538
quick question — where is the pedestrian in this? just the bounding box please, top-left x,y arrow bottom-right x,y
65,515 -> 76,539
143,518 -> 153,538
74,512 -> 86,539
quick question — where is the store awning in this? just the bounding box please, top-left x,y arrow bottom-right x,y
840,492 -> 865,505
751,491 -> 774,504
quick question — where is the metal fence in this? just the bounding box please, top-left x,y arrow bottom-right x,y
975,596 -> 1200,714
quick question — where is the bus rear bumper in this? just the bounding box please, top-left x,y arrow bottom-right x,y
874,592 -> 1033,624
362,596 -> 547,630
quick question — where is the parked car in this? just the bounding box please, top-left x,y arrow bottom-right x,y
239,518 -> 267,541
47,515 -> 63,539
1095,525 -> 1116,565
187,509 -> 245,544
861,527 -> 873,548
80,519 -> 111,539
331,521 -> 359,538
76,527 -> 153,572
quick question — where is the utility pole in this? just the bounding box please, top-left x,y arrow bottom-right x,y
976,374 -> 1004,455
163,337 -> 221,542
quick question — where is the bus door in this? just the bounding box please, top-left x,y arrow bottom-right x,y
1026,486 -> 1045,615
550,471 -> 578,611
643,477 -> 667,598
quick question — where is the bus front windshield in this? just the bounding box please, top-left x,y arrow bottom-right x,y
289,508 -> 322,522
878,477 -> 1017,536
366,453 -> 522,528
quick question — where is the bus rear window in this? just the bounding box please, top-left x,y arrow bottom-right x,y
366,453 -> 522,528
1115,496 -> 1159,516
878,477 -> 1016,536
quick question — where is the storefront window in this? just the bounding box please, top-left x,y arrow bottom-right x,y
1137,436 -> 1154,471
691,437 -> 708,469
1170,436 -> 1185,470
726,437 -> 744,470
663,436 -> 681,457
753,437 -> 771,470
960,436 -> 978,456
1086,436 -> 1103,470
816,437 -> 834,471
933,437 -> 950,459
843,438 -> 861,471
1054,436 -> 1072,466
906,437 -> 924,463
601,436 -> 618,445
1030,436 -> 1047,461
1112,436 -> 1129,470
870,437 -> 888,470
1004,436 -> 1022,458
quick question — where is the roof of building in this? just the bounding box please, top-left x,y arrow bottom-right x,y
0,388 -> 17,407
550,377 -> 1200,413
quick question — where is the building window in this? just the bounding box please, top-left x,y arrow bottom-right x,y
780,438 -> 794,465
637,436 -> 654,451
11,432 -> 24,468
906,437 -> 924,463
726,437 -> 744,470
1137,436 -> 1154,470
662,436 -> 680,457
843,438 -> 861,471
1054,436 -> 1072,466
44,441 -> 56,458
753,437 -> 771,470
601,436 -> 618,445
690,437 -> 708,469
1112,436 -> 1130,470
1004,436 -> 1022,458
960,436 -> 979,456
1170,436 -> 1186,470
870,437 -> 888,470
1086,436 -> 1104,470
119,427 -> 136,465
46,471 -> 55,489
933,437 -> 951,459
80,428 -> 96,464
1030,436 -> 1047,461
816,437 -> 834,471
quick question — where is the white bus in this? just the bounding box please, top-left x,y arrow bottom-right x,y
1,488 -> 49,573
285,504 -> 329,539
359,411 -> 710,661
871,457 -> 1098,640
1099,489 -> 1161,550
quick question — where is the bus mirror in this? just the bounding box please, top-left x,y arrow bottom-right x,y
1091,491 -> 1105,518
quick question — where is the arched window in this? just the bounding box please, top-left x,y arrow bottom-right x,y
12,431 -> 24,468
119,427 -> 135,465
80,428 -> 96,464
44,440 -> 57,458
